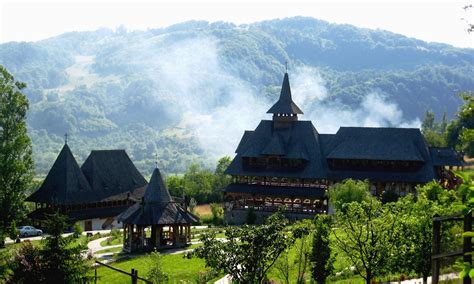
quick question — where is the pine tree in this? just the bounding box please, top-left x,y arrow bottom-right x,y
310,215 -> 333,284
40,212 -> 88,283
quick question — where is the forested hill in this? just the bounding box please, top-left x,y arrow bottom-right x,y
1,17 -> 473,175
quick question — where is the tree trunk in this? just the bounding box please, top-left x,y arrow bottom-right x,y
366,270 -> 372,284
423,275 -> 428,284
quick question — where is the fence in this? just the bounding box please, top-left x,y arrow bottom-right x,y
432,210 -> 472,284
93,260 -> 152,284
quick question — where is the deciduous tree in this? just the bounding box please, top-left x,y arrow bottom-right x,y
192,210 -> 292,283
328,179 -> 372,213
332,198 -> 399,284
0,66 -> 34,247
446,92 -> 474,156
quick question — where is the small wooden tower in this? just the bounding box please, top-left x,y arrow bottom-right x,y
118,167 -> 198,253
267,72 -> 303,126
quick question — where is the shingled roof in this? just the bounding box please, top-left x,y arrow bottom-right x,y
27,144 -> 99,205
225,120 -> 326,179
325,127 -> 426,161
117,168 -> 198,225
224,72 -> 463,186
81,150 -> 147,201
429,147 -> 464,166
143,168 -> 172,203
267,73 -> 303,115
321,127 -> 437,183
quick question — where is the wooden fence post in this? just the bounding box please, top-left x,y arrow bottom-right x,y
131,268 -> 137,284
463,210 -> 472,284
432,214 -> 440,284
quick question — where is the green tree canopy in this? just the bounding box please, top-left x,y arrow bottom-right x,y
332,198 -> 399,284
446,92 -> 474,156
0,65 -> 34,246
8,212 -> 88,283
192,210 -> 292,282
328,179 -> 372,213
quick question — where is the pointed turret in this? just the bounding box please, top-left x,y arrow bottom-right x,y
267,72 -> 303,121
27,143 -> 96,205
143,167 -> 172,204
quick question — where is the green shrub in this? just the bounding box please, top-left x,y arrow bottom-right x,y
209,203 -> 224,226
195,269 -> 219,284
72,222 -> 83,238
146,251 -> 168,283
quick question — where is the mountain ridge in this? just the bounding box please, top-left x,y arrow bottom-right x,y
0,16 -> 472,174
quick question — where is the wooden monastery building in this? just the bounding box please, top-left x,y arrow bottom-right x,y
27,143 -> 148,231
223,72 -> 464,224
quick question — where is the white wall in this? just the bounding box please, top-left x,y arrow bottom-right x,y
77,218 -> 120,231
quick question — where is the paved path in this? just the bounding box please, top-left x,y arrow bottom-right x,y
212,273 -> 461,284
5,229 -> 113,245
389,272 -> 459,284
214,275 -> 232,284
87,237 -> 122,255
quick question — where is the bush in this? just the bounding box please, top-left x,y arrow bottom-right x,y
8,213 -> 88,283
210,203 -> 224,226
146,251 -> 168,283
72,222 -> 83,238
196,269 -> 220,284
9,241 -> 44,283
199,215 -> 212,225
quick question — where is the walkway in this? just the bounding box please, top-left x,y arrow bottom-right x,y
87,237 -> 122,254
389,272 -> 460,284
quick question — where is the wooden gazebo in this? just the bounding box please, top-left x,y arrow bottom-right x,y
117,167 -> 198,253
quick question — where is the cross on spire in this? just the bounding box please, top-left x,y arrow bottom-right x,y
154,152 -> 159,168
285,60 -> 288,72
64,133 -> 68,145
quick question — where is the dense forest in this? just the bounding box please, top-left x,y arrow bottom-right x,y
0,17 -> 473,175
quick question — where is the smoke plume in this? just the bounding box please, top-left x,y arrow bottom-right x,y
144,36 -> 420,161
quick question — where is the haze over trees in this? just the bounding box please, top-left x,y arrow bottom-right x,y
0,17 -> 472,175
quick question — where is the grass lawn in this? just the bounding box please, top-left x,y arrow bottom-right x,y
1,239 -> 43,254
92,252 -> 222,283
195,204 -> 212,217
100,236 -> 123,247
95,246 -> 123,254
455,166 -> 474,180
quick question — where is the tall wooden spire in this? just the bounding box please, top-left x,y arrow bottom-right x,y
267,72 -> 303,123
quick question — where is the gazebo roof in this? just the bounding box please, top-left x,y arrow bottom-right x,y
117,168 -> 198,225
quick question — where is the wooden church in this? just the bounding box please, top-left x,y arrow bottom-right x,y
223,72 -> 464,224
27,143 -> 148,231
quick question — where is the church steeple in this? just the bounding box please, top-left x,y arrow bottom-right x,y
267,72 -> 303,122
